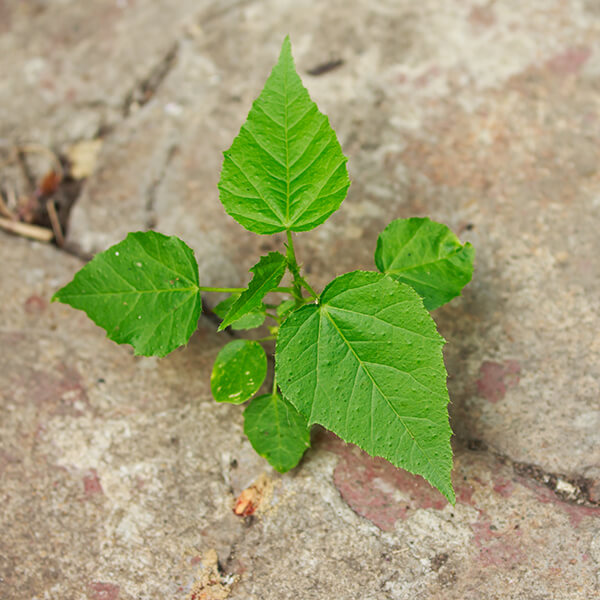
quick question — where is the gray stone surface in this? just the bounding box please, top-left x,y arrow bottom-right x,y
1,0 -> 600,598
2,234 -> 600,599
65,0 -> 600,478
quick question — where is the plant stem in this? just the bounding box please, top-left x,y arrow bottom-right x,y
265,310 -> 281,323
197,286 -> 294,294
272,372 -> 278,396
285,231 -> 319,302
255,335 -> 276,343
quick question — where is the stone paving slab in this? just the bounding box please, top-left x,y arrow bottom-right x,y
1,233 -> 600,599
2,0 -> 600,598
0,0 -> 242,148
64,0 -> 600,481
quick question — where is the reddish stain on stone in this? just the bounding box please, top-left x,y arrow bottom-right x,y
587,479 -> 600,504
414,66 -> 440,89
546,47 -> 591,76
468,5 -> 496,28
456,482 -> 476,507
493,478 -> 514,498
0,449 -> 19,477
328,437 -> 447,530
89,582 -> 119,600
0,3 -> 11,34
476,360 -> 521,403
83,469 -> 103,497
29,363 -> 89,416
24,294 -> 48,314
471,520 -> 524,567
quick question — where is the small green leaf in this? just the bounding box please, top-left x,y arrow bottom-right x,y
375,217 -> 474,311
52,231 -> 201,357
244,391 -> 311,473
218,36 -> 350,234
276,271 -> 454,502
218,252 -> 286,331
211,340 -> 267,404
214,295 -> 266,330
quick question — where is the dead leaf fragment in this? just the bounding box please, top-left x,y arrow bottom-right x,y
38,170 -> 62,196
233,473 -> 272,517
67,139 -> 102,179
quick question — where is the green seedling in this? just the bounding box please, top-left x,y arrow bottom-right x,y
53,37 -> 474,502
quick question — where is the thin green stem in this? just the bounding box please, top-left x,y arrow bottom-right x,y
255,335 -> 276,343
285,231 -> 318,303
298,275 -> 318,299
198,286 -> 245,293
265,310 -> 281,323
198,286 -> 294,294
285,230 -> 303,303
272,372 -> 278,396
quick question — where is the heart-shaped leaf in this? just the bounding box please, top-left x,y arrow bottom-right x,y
218,36 -> 350,234
52,231 -> 201,357
276,271 -> 454,502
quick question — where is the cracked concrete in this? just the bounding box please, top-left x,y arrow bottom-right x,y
1,1 -> 600,598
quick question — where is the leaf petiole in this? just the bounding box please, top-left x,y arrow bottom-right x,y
285,231 -> 319,302
265,310 -> 282,323
198,285 -> 294,294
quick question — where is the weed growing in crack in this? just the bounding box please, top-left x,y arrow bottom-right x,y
53,37 -> 474,501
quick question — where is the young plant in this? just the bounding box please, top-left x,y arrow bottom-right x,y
53,37 -> 474,502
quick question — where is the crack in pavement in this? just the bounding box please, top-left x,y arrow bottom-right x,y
122,42 -> 180,118
144,143 -> 179,229
463,437 -> 600,508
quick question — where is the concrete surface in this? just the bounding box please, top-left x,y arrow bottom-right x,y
1,0 -> 600,598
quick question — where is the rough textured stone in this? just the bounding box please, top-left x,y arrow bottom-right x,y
64,0 -> 600,480
1,234 -> 599,598
2,0 -> 600,597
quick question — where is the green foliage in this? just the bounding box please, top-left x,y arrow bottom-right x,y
214,295 -> 266,330
218,36 -> 350,234
276,271 -> 454,502
244,391 -> 310,473
218,252 -> 286,331
54,37 -> 475,501
52,231 -> 201,357
375,217 -> 474,311
211,340 -> 267,404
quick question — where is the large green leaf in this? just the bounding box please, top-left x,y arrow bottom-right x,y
375,217 -> 474,311
218,36 -> 350,234
276,271 -> 454,502
52,231 -> 201,357
244,391 -> 311,473
211,340 -> 267,404
218,252 -> 286,331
